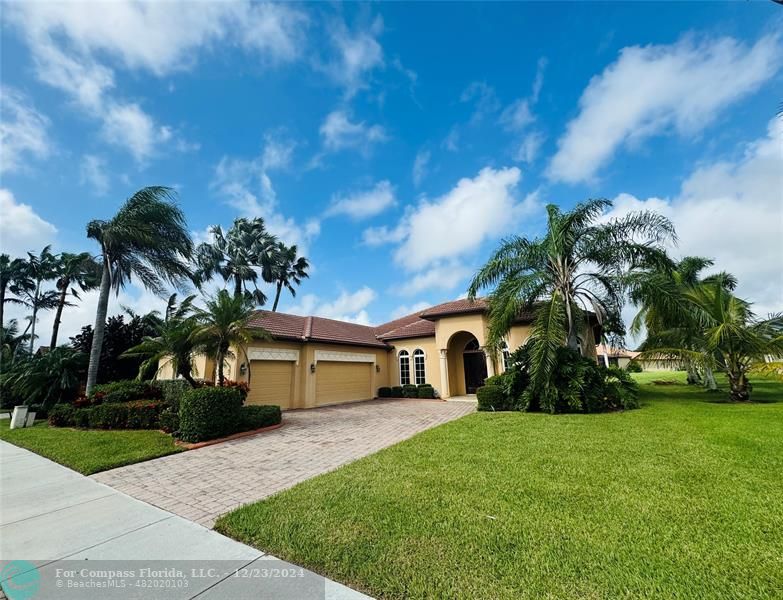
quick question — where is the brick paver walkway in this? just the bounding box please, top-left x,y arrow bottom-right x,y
92,399 -> 475,527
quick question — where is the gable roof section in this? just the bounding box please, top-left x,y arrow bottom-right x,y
419,298 -> 488,320
249,310 -> 389,348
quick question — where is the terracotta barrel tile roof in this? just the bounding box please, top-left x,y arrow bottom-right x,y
419,298 -> 489,319
249,310 -> 389,348
376,318 -> 436,341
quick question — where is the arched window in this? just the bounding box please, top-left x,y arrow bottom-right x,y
399,350 -> 411,385
413,349 -> 426,385
501,341 -> 511,371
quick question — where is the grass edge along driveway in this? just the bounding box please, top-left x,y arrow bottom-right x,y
216,374 -> 783,600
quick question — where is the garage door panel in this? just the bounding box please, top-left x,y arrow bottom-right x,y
247,360 -> 294,409
315,362 -> 372,406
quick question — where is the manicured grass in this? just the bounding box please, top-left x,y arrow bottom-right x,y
216,374 -> 783,599
0,420 -> 183,475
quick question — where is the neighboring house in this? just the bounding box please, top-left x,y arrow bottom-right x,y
595,344 -> 638,369
159,298 -> 601,410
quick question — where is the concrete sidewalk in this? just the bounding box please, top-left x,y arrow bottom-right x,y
0,441 -> 370,600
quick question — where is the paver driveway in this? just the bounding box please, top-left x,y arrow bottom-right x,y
92,399 -> 475,527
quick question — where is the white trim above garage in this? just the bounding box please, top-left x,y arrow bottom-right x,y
247,348 -> 300,363
314,350 -> 375,364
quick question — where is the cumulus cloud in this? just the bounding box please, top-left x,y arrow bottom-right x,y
0,188 -> 58,257
604,117 -> 783,317
287,286 -> 377,324
326,181 -> 396,220
324,15 -> 384,97
412,149 -> 430,187
396,262 -> 473,297
0,87 -> 52,174
319,109 -> 387,154
390,301 -> 431,319
549,33 -> 782,183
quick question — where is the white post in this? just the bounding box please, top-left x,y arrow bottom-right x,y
483,348 -> 495,377
439,349 -> 450,398
10,405 -> 29,429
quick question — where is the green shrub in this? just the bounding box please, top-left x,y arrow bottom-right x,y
90,380 -> 162,403
125,400 -> 167,429
81,400 -> 166,429
73,407 -> 92,428
402,384 -> 419,398
417,385 -> 435,399
391,386 -> 404,397
378,387 -> 392,398
48,404 -> 76,427
159,409 -> 180,434
28,404 -> 48,420
484,375 -> 504,387
239,405 -> 282,431
626,360 -> 643,373
477,385 -> 514,411
153,379 -> 192,410
178,387 -> 243,443
88,403 -> 129,429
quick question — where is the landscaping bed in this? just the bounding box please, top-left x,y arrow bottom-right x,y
216,374 -> 783,599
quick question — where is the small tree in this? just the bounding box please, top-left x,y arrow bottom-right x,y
50,252 -> 101,348
268,242 -> 309,312
0,254 -> 33,327
24,246 -> 58,353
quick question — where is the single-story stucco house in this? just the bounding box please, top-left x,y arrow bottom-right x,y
159,298 -> 601,410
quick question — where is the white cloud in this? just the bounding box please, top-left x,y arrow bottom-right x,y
396,262 -> 472,296
325,15 -> 384,97
287,286 -> 377,325
412,150 -> 430,187
319,110 -> 387,154
442,127 -> 460,152
390,301 -> 431,319
100,102 -> 172,162
0,87 -> 52,174
79,155 -> 110,195
460,81 -> 500,123
549,33 -> 782,183
362,223 -> 407,247
261,133 -> 296,171
513,132 -> 545,164
499,99 -> 534,132
604,117 -> 783,317
367,166 -> 536,271
326,181 -> 395,220
0,188 -> 57,257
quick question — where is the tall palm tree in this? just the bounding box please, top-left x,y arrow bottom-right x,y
1,319 -> 30,363
192,290 -> 269,386
25,246 -> 58,353
0,254 -> 32,327
50,252 -> 102,348
468,199 -> 675,399
123,294 -> 200,386
84,187 -> 194,394
195,217 -> 278,307
268,242 -> 309,312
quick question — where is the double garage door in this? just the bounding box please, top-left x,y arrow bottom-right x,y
246,356 -> 373,410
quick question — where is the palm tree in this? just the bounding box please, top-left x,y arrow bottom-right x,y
641,282 -> 783,402
0,254 -> 32,327
192,290 -> 269,386
123,294 -> 200,386
50,252 -> 102,348
1,319 -> 30,362
195,217 -> 278,306
268,242 -> 309,312
24,246 -> 58,353
84,187 -> 194,394
468,199 -> 675,399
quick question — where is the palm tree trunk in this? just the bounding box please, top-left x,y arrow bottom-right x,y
703,366 -> 717,391
271,282 -> 283,312
86,260 -> 112,395
50,284 -> 69,348
28,280 -> 41,354
234,275 -> 242,299
686,362 -> 701,385
13,319 -> 33,359
217,351 -> 225,386
0,282 -> 6,327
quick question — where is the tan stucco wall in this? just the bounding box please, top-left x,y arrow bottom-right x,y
387,336 -> 440,391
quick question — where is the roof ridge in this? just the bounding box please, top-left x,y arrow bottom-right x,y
303,316 -> 313,339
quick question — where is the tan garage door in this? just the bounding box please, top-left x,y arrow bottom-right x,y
246,360 -> 294,409
315,361 -> 372,406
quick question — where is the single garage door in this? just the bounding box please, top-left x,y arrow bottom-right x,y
315,361 -> 372,406
246,360 -> 295,409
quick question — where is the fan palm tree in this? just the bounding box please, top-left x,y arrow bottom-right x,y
268,242 -> 309,312
24,246 -> 58,354
195,218 -> 278,306
640,282 -> 783,402
468,199 -> 675,400
0,254 -> 33,327
192,290 -> 269,386
84,187 -> 194,394
50,252 -> 102,348
123,294 -> 200,386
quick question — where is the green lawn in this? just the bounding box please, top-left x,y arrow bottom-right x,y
216,373 -> 783,599
0,421 -> 183,475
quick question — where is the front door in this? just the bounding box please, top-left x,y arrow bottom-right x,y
463,352 -> 488,394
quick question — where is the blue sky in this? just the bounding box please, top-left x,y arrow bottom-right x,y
1,1 -> 781,343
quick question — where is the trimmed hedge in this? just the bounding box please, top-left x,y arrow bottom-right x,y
178,387 -> 244,443
402,384 -> 419,398
417,385 -> 435,399
477,385 -> 513,411
239,405 -> 282,431
48,404 -> 76,427
90,380 -> 162,403
159,409 -> 180,434
378,387 -> 392,398
391,386 -> 404,398
48,400 -> 166,429
153,379 -> 192,410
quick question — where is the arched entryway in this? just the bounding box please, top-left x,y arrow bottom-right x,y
446,331 -> 489,395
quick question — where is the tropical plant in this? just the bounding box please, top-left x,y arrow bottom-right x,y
192,290 -> 268,386
123,294 -> 200,386
0,254 -> 33,327
50,252 -> 101,348
267,242 -> 309,312
468,199 -> 675,402
1,319 -> 30,364
3,347 -> 87,409
195,217 -> 278,306
84,187 -> 194,394
640,282 -> 783,402
22,246 -> 59,353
